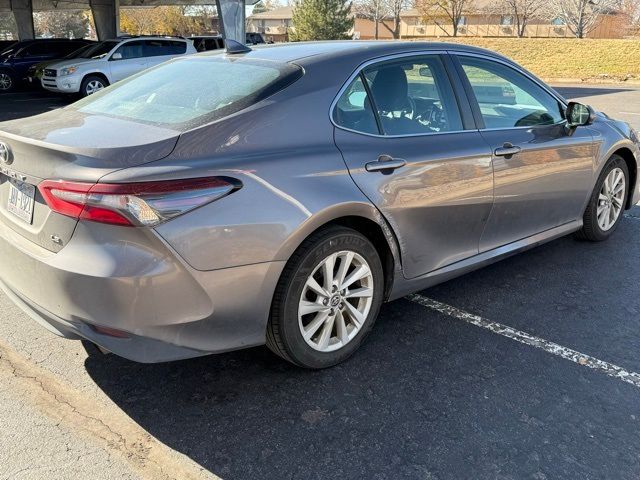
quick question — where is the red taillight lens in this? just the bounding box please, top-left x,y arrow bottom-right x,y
38,177 -> 237,227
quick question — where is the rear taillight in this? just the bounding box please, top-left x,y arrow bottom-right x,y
38,177 -> 237,227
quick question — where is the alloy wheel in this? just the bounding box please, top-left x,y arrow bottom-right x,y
0,73 -> 12,91
597,167 -> 626,231
298,250 -> 374,352
85,80 -> 104,96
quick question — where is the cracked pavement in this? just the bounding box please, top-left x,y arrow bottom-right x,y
0,365 -> 141,480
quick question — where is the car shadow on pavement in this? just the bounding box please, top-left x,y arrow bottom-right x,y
82,211 -> 640,480
553,86 -> 635,99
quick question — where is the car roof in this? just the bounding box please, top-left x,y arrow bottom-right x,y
14,38 -> 90,45
206,40 -> 512,66
108,36 -> 189,43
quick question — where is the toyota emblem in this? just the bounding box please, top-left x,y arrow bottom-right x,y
0,142 -> 11,165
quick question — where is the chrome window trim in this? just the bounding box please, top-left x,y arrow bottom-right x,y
451,50 -> 569,132
329,50 -> 472,139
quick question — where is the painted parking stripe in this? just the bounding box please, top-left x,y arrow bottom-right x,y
405,294 -> 640,389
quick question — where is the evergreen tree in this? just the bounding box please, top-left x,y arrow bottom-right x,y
252,1 -> 270,14
290,0 -> 354,41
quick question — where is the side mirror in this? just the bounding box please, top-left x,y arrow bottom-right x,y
111,52 -> 122,61
565,102 -> 595,128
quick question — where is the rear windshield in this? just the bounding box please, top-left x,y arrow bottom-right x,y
72,56 -> 303,130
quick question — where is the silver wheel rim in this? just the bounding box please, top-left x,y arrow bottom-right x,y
0,73 -> 12,91
85,80 -> 104,95
597,167 -> 626,231
298,250 -> 374,353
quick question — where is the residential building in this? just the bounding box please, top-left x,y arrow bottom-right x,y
247,4 -> 627,42
401,5 -> 627,39
247,5 -> 395,42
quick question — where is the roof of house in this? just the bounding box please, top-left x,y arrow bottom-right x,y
249,5 -> 293,20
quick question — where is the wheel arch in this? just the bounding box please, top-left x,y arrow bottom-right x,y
275,206 -> 402,301
81,71 -> 110,87
612,147 -> 638,209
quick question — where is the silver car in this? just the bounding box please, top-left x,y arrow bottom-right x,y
0,42 -> 638,368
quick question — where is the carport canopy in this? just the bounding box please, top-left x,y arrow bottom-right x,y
1,0 -> 259,44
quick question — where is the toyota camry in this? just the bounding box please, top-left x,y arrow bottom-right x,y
0,41 -> 638,368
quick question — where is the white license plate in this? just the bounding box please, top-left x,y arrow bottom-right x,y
7,179 -> 35,224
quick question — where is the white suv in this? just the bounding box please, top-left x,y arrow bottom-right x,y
42,36 -> 197,97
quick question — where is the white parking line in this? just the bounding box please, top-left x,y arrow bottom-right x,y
405,294 -> 640,389
619,112 -> 640,116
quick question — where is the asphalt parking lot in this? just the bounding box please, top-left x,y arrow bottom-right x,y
1,85 -> 640,480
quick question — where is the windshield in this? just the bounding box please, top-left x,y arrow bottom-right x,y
77,41 -> 118,59
64,44 -> 93,59
0,46 -> 19,59
73,57 -> 303,130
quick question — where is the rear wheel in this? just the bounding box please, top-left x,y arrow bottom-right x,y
267,226 -> 384,369
80,75 -> 108,97
0,70 -> 15,93
578,155 -> 629,241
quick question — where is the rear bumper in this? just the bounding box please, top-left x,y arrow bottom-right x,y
0,219 -> 285,363
0,278 -> 207,362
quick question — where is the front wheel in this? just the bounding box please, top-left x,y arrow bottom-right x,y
0,70 -> 15,93
267,226 -> 384,369
80,75 -> 108,97
578,154 -> 629,241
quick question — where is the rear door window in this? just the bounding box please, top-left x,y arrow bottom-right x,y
363,56 -> 462,136
144,40 -> 186,57
334,55 -> 463,136
333,75 -> 379,135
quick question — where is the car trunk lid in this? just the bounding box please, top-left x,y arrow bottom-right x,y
0,108 -> 180,252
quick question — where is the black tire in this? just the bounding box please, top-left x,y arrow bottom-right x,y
577,154 -> 629,242
80,75 -> 108,97
0,69 -> 16,93
266,226 -> 384,369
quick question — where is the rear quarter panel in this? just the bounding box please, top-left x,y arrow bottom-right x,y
101,56 -> 393,271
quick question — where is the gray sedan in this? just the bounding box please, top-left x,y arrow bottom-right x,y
0,42 -> 638,368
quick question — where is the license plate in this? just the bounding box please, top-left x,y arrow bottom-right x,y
7,179 -> 35,224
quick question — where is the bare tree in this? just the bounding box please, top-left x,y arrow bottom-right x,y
0,14 -> 17,40
416,0 -> 472,36
545,0 -> 620,38
487,0 -> 544,37
381,0 -> 413,39
353,0 -> 390,39
619,0 -> 640,35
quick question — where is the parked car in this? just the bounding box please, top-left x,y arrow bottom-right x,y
0,42 -> 638,368
41,36 -> 197,97
26,43 -> 96,87
246,32 -> 267,45
190,34 -> 268,53
189,35 -> 225,53
0,38 -> 94,92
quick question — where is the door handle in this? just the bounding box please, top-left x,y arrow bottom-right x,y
365,155 -> 407,173
494,143 -> 522,157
